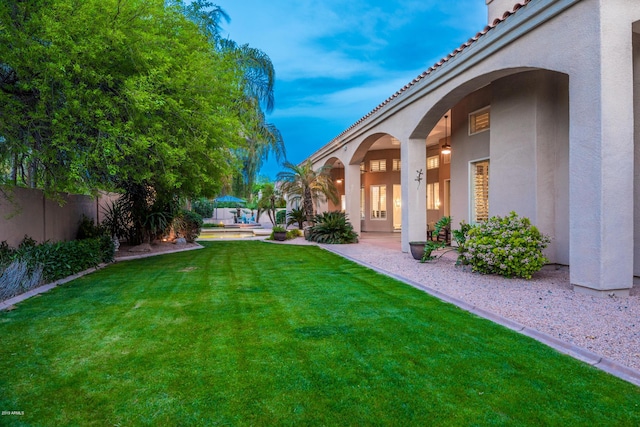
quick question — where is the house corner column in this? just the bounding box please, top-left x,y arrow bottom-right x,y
401,138 -> 427,252
569,15 -> 634,296
344,163 -> 361,235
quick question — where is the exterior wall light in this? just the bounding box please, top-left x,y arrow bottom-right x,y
441,114 -> 451,154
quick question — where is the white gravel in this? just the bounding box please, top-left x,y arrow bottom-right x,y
315,238 -> 640,373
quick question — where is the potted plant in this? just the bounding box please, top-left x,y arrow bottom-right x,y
409,240 -> 444,261
272,226 -> 287,241
409,241 -> 429,260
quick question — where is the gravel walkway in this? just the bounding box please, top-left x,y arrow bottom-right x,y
280,236 -> 640,374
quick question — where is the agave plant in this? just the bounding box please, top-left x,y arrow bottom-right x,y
307,211 -> 358,244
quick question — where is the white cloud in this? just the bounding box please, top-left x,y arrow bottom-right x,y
270,70 -> 424,121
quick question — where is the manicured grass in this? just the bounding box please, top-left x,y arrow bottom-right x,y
0,241 -> 638,426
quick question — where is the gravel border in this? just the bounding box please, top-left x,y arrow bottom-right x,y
313,239 -> 640,386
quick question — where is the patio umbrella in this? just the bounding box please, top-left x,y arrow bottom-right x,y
214,195 -> 245,204
213,195 -> 246,220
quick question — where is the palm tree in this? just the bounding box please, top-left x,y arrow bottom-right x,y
254,181 -> 285,225
181,2 -> 285,199
234,105 -> 285,199
277,161 -> 339,225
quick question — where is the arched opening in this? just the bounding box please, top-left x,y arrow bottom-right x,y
350,133 -> 402,233
413,69 -> 570,264
324,157 -> 345,212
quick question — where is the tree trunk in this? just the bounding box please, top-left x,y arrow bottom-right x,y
303,187 -> 314,225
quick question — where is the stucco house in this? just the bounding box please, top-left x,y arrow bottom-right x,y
302,0 -> 640,297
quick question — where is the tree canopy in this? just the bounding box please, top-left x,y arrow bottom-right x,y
0,0 -> 278,202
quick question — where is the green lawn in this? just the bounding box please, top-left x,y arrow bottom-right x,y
0,241 -> 638,426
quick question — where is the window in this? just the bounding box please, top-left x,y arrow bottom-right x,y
370,159 -> 386,172
427,182 -> 440,210
427,155 -> 439,170
469,107 -> 490,135
471,160 -> 489,222
360,187 -> 365,219
392,159 -> 401,171
371,185 -> 387,219
360,162 -> 365,174
442,152 -> 451,164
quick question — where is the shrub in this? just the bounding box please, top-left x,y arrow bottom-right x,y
275,209 -> 287,225
25,236 -> 115,282
420,240 -> 445,263
101,200 -> 130,240
173,210 -> 203,242
268,227 -> 300,241
0,260 -> 43,301
286,229 -> 302,239
0,235 -> 115,301
192,198 -> 214,218
0,241 -> 13,269
202,223 -> 225,228
77,215 -> 103,240
452,221 -> 472,265
307,211 -> 358,244
463,212 -> 550,279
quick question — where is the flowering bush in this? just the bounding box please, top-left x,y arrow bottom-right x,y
464,212 -> 550,279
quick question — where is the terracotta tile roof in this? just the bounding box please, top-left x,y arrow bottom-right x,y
329,0 -> 532,145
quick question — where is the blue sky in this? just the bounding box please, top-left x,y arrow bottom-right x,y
215,0 -> 488,178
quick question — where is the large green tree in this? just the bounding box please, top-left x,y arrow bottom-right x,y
0,0 -> 244,199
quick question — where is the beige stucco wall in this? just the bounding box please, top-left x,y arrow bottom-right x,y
450,87 -> 491,229
0,187 -> 106,247
490,71 -> 570,265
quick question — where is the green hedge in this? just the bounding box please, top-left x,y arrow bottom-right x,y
3,235 -> 115,284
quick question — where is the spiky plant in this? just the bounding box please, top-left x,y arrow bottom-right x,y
307,211 -> 358,244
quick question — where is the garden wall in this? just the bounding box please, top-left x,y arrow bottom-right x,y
0,187 -> 117,247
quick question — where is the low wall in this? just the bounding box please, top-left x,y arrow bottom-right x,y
0,187 -> 117,247
206,207 -> 284,225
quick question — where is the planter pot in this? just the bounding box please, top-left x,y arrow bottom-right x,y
273,231 -> 287,241
303,226 -> 312,241
409,241 -> 428,260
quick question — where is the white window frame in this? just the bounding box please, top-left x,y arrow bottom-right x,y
370,185 -> 387,220
469,106 -> 490,135
427,155 -> 440,170
427,182 -> 440,210
469,158 -> 490,223
370,159 -> 386,172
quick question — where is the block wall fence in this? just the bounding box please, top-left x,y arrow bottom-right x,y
0,187 -> 118,247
